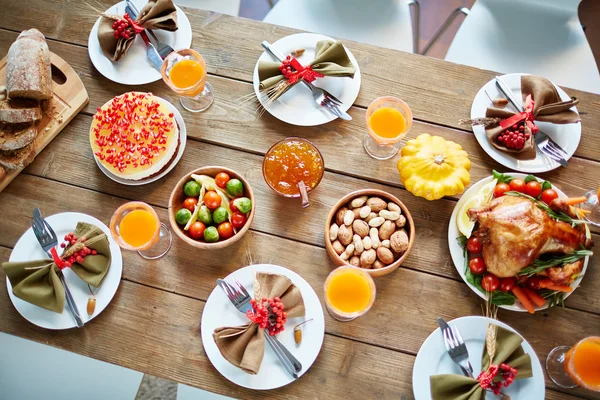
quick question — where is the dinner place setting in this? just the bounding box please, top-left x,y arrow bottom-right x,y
1,0 -> 600,399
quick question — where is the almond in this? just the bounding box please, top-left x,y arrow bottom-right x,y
343,210 -> 355,226
368,216 -> 385,227
378,220 -> 395,240
367,197 -> 387,212
377,247 -> 394,265
350,195 -> 368,208
352,219 -> 369,238
360,249 -> 376,268
387,202 -> 401,213
332,240 -> 344,255
349,256 -> 360,267
329,224 -> 339,242
390,230 -> 409,253
359,205 -> 371,219
336,207 -> 348,226
338,224 -> 353,246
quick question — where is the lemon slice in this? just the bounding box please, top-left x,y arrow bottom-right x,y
456,179 -> 498,237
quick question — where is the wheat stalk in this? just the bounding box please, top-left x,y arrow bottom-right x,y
485,299 -> 498,363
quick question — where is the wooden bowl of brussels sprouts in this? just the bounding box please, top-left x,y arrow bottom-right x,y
168,166 -> 255,250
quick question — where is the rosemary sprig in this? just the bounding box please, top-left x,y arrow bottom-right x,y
504,191 -> 588,225
517,250 -> 593,277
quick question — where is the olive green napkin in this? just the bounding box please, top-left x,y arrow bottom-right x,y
258,40 -> 356,99
485,75 -> 580,159
213,272 -> 305,374
98,0 -> 178,61
430,325 -> 533,400
2,222 -> 112,313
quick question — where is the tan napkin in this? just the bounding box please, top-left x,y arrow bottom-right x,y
484,75 -> 580,159
430,325 -> 533,400
98,0 -> 178,62
2,222 -> 112,313
213,272 -> 305,374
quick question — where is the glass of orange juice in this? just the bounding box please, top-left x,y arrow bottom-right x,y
110,201 -> 172,260
546,337 -> 600,390
324,266 -> 376,321
161,48 -> 214,113
364,96 -> 413,160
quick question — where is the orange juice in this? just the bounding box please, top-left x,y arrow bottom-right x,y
324,267 -> 375,320
564,337 -> 600,390
169,59 -> 205,90
119,209 -> 158,248
368,107 -> 407,140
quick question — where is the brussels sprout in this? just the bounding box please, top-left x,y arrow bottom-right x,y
204,226 -> 219,243
213,206 -> 229,224
184,180 -> 201,197
226,179 -> 244,197
232,197 -> 252,214
197,205 -> 213,225
175,208 -> 192,225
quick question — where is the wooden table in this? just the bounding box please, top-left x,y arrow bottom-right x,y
0,2 -> 599,399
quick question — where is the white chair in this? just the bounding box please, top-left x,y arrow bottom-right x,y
173,0 -> 240,16
422,0 -> 600,94
263,0 -> 420,53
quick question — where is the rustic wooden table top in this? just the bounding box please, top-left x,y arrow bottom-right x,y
0,1 -> 599,399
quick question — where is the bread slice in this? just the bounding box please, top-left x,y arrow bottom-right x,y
0,143 -> 37,170
7,29 -> 52,100
0,99 -> 42,124
0,122 -> 37,151
0,165 -> 5,181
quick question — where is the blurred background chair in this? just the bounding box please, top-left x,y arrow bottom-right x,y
174,0 -> 240,16
262,0 -> 420,53
422,0 -> 600,93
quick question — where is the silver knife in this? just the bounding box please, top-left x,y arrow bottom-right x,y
261,41 -> 352,121
125,5 -> 163,71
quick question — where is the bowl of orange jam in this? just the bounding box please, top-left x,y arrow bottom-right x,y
262,138 -> 325,205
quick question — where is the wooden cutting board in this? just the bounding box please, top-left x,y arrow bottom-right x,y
0,51 -> 89,192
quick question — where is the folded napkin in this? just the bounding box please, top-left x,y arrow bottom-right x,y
430,325 -> 532,400
258,40 -> 356,101
484,75 -> 580,159
213,272 -> 305,374
98,0 -> 178,62
2,222 -> 112,313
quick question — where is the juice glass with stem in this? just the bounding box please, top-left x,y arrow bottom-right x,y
161,48 -> 214,113
364,96 -> 413,160
262,137 -> 325,208
546,337 -> 600,391
324,266 -> 376,321
110,201 -> 172,260
576,188 -> 600,225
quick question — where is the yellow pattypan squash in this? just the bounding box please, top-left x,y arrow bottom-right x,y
397,134 -> 471,200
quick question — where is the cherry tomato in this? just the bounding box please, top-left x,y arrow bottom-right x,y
527,276 -> 542,291
230,199 -> 239,213
494,183 -> 511,198
499,277 -> 516,292
526,181 -> 542,198
231,211 -> 247,229
217,222 -> 234,239
467,236 -> 483,254
541,189 -> 559,205
509,179 -> 526,193
482,274 -> 500,292
203,191 -> 222,210
215,172 -> 231,189
188,221 -> 206,240
469,257 -> 486,274
182,197 -> 198,212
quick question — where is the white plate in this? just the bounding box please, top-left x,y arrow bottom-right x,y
448,173 -> 589,312
92,96 -> 187,186
470,73 -> 581,173
88,0 -> 192,85
6,213 -> 123,329
201,264 -> 325,390
252,33 -> 361,126
413,316 -> 545,400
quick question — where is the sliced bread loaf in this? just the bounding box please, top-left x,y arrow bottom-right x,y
0,123 -> 37,151
0,143 -> 37,170
0,99 -> 42,124
7,29 -> 52,100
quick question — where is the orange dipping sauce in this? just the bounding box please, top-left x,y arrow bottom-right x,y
119,209 -> 158,248
368,106 -> 407,141
169,59 -> 205,89
263,138 -> 324,196
565,337 -> 600,390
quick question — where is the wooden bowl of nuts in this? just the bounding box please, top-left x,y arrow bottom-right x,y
324,189 -> 415,277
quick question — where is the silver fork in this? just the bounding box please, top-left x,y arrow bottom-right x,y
31,209 -> 84,328
437,318 -> 474,377
216,278 -> 302,378
261,41 -> 352,121
495,76 -> 568,167
126,0 -> 174,59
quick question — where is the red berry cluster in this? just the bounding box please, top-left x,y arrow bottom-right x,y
497,122 -> 530,150
59,233 -> 97,267
278,55 -> 296,79
477,363 -> 518,395
246,297 -> 288,336
112,14 -> 133,40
